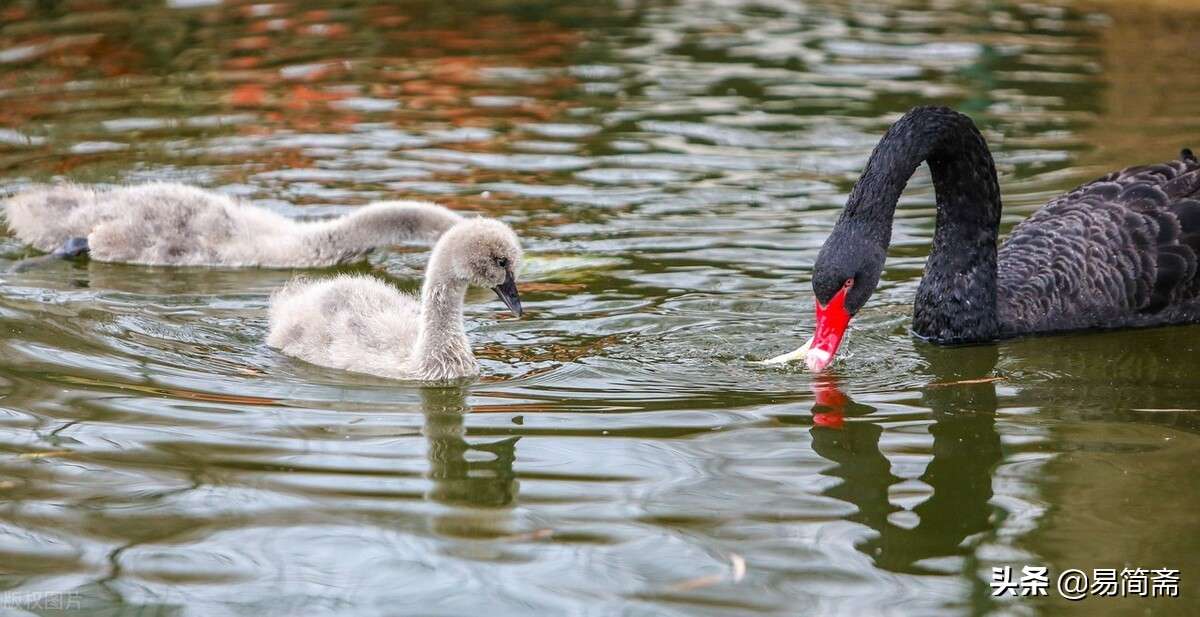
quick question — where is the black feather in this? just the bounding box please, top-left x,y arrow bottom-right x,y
1145,248 -> 1192,313
1083,182 -> 1121,201
1146,260 -> 1184,312
1149,209 -> 1181,244
1119,184 -> 1168,207
1163,170 -> 1200,200
1137,164 -> 1177,182
1176,199 -> 1200,231
1164,244 -> 1197,281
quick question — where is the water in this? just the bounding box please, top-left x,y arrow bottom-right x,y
1,1 -> 1198,615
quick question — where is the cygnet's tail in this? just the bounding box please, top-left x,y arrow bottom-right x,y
3,184 -> 99,252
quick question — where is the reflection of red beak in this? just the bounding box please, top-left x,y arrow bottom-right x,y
806,286 -> 852,372
811,377 -> 847,428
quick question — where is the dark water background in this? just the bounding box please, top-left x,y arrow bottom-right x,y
0,1 -> 1198,615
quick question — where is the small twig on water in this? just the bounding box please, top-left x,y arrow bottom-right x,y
926,376 -> 1003,388
666,553 -> 747,591
18,450 -> 72,460
496,528 -> 554,542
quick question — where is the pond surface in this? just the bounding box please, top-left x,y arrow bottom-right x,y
1,1 -> 1198,615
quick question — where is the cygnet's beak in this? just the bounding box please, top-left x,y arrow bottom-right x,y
491,270 -> 523,317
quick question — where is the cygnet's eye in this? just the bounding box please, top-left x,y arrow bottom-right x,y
494,256 -> 509,269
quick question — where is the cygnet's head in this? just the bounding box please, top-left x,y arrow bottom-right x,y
435,218 -> 524,316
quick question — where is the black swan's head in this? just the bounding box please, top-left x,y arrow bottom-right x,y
804,220 -> 888,370
770,106 -> 1002,371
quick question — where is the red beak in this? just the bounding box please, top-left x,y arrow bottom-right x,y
806,286 -> 852,371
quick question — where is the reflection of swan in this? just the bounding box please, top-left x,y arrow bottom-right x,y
808,347 -> 1002,574
421,387 -> 520,511
4,182 -> 461,267
267,218 -> 524,381
810,338 -> 1200,581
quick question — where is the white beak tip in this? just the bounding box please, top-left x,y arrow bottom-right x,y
803,347 -> 833,372
757,338 -> 813,366
757,337 -> 835,372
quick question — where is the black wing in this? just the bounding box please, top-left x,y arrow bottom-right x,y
996,150 -> 1200,333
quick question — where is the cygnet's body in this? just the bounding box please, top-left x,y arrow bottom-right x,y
267,218 -> 524,382
3,182 -> 462,267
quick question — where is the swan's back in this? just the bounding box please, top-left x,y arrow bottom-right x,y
267,275 -> 421,378
88,183 -> 258,265
4,182 -> 300,265
5,183 -> 103,252
997,152 -> 1200,333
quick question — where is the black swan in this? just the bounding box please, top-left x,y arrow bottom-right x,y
765,106 -> 1200,371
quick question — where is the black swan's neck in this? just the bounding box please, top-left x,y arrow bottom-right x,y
848,107 -> 1003,343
